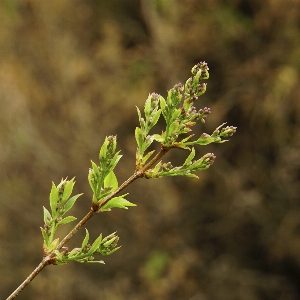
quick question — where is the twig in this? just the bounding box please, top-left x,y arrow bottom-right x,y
6,146 -> 169,300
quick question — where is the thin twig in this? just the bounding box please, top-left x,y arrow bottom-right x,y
6,259 -> 50,300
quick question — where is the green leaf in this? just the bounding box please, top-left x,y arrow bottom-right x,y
141,150 -> 155,164
68,248 -> 81,258
91,160 -> 100,178
54,250 -> 63,261
169,121 -> 180,134
183,148 -> 195,166
48,238 -> 60,251
160,97 -> 167,118
57,216 -> 77,226
182,173 -> 199,179
135,127 -> 144,152
145,93 -> 153,112
180,134 -> 195,143
104,171 -> 118,191
88,169 -> 96,195
99,137 -> 109,159
136,106 -> 142,125
169,109 -> 181,123
101,194 -> 136,211
86,260 -> 105,264
88,234 -> 103,255
81,229 -> 90,249
102,246 -> 122,256
64,193 -> 83,214
152,161 -> 162,173
43,206 -> 51,224
193,133 -> 217,146
152,134 -> 164,143
50,182 -> 59,216
40,227 -> 49,245
103,236 -> 118,247
149,109 -> 161,129
62,178 -> 75,204
109,152 -> 122,171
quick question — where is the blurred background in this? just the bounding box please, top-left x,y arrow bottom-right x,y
1,0 -> 300,299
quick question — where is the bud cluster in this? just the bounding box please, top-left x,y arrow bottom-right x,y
41,178 -> 82,252
88,135 -> 122,204
191,61 -> 209,78
96,232 -> 120,256
213,125 -> 237,138
54,231 -> 121,265
184,61 -> 209,108
167,83 -> 184,108
144,148 -> 217,179
135,93 -> 162,167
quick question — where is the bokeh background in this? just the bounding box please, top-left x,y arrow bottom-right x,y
1,0 -> 300,299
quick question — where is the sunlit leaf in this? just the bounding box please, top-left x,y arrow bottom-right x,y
104,171 -> 118,191
101,194 -> 136,211
135,127 -> 144,151
183,148 -> 195,166
81,229 -> 89,249
62,178 -> 75,204
64,194 -> 83,214
50,182 -> 59,216
43,206 -> 51,224
88,234 -> 103,255
57,216 -> 77,226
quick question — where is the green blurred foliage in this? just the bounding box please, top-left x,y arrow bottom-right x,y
1,0 -> 300,299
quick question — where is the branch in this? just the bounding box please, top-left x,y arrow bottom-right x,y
6,146 -> 170,300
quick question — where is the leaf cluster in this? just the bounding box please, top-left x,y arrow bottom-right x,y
135,61 -> 237,178
54,231 -> 120,265
41,178 -> 82,253
88,135 -> 136,212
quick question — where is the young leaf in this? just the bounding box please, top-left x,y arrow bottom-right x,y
99,137 -> 109,159
102,246 -> 122,256
135,127 -> 144,152
62,178 -> 75,204
91,160 -> 100,178
149,109 -> 161,129
64,193 -> 83,214
183,148 -> 195,166
67,248 -> 82,258
86,260 -> 105,264
81,229 -> 90,249
160,96 -> 166,115
152,134 -> 165,143
141,150 -> 155,164
104,171 -> 118,191
194,133 -> 219,145
102,236 -> 118,247
57,216 -> 77,226
40,227 -> 49,245
48,238 -> 60,251
43,206 -> 51,225
54,250 -> 63,261
108,152 -> 122,172
169,121 -> 180,135
152,161 -> 162,173
88,234 -> 103,255
101,194 -> 136,211
49,182 -> 59,216
136,106 -> 142,126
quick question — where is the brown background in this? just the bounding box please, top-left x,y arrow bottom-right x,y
1,0 -> 300,299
